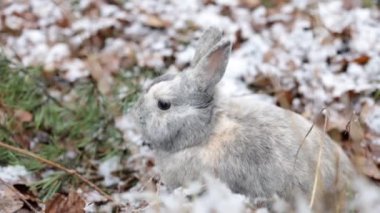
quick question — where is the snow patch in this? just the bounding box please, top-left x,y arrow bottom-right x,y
98,156 -> 121,187
0,165 -> 32,184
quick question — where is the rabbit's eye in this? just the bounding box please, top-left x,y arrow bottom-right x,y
157,100 -> 171,110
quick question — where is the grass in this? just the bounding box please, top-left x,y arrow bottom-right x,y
0,55 -> 155,201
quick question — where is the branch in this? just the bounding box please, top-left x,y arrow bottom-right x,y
0,141 -> 113,202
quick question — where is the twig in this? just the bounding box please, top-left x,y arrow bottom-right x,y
293,107 -> 326,168
0,178 -> 40,213
293,123 -> 315,168
309,109 -> 329,208
0,141 -> 113,201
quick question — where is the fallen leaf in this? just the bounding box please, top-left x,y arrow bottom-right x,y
239,0 -> 260,9
343,0 -> 362,10
0,108 -> 7,125
45,191 -> 85,213
14,109 -> 33,123
142,14 -> 170,28
348,115 -> 365,144
86,56 -> 113,95
354,156 -> 380,180
328,128 -> 342,142
0,183 -> 24,213
353,55 -> 370,65
12,184 -> 42,212
276,90 -> 293,109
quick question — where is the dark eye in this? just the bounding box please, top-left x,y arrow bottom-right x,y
157,100 -> 171,110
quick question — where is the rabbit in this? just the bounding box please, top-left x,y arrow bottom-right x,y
132,27 -> 355,206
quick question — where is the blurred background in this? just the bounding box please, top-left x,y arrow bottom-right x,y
0,0 -> 380,212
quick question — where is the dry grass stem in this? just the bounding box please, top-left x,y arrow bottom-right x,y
293,108 -> 326,168
309,109 -> 329,208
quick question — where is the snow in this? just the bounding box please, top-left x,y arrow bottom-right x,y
4,15 -> 24,31
62,59 -> 90,82
0,165 -> 32,184
319,1 -> 352,33
44,43 -> 71,71
115,115 -> 144,146
365,105 -> 380,135
176,47 -> 195,66
31,0 -> 64,27
98,156 -> 121,187
191,176 -> 247,213
1,0 -> 380,211
114,174 -> 248,213
292,0 -> 309,10
366,56 -> 380,82
3,3 -> 28,15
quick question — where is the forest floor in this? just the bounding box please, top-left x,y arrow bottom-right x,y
0,0 -> 380,212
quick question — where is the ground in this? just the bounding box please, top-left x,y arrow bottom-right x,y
0,0 -> 380,212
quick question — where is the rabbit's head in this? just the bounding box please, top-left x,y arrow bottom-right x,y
133,27 -> 231,152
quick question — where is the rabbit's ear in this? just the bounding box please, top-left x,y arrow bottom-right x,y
191,27 -> 223,66
190,39 -> 231,94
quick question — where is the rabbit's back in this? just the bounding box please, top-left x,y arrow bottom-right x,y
208,95 -> 353,199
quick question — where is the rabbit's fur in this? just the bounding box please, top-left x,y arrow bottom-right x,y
133,27 -> 354,204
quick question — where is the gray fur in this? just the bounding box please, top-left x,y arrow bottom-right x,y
191,27 -> 223,66
189,39 -> 231,96
132,28 -> 355,205
144,73 -> 176,92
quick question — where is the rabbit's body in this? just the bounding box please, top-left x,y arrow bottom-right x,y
155,95 -> 352,200
133,27 -> 354,203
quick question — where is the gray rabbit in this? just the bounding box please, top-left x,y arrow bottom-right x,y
132,27 -> 355,206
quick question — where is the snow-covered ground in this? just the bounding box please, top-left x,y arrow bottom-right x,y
1,0 -> 380,212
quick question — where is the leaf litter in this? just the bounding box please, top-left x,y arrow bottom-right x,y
1,0 -> 380,212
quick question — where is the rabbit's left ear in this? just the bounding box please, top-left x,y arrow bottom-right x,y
191,27 -> 223,66
189,40 -> 231,94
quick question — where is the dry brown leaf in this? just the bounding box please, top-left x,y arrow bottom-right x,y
249,74 -> 274,93
343,0 -> 362,10
143,14 -> 170,28
14,109 -> 33,123
276,90 -> 293,109
239,0 -> 260,9
0,108 -> 7,125
348,116 -> 365,144
86,56 -> 113,95
0,183 -> 24,213
354,156 -> 380,180
328,128 -> 342,142
45,191 -> 85,213
353,55 -> 370,65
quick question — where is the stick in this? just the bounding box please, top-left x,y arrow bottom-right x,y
0,141 -> 113,201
